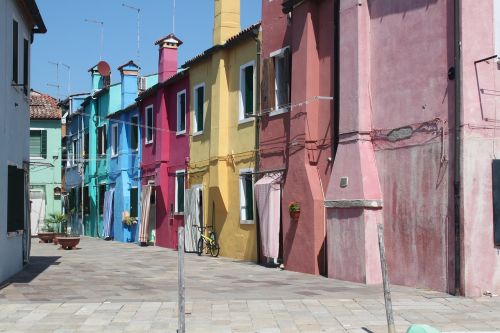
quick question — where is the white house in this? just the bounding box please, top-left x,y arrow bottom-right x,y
0,0 -> 46,284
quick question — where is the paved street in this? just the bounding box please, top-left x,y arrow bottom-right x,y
0,238 -> 499,332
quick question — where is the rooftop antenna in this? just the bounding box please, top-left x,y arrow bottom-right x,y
61,63 -> 71,95
84,19 -> 104,60
173,0 -> 176,34
47,61 -> 60,97
122,3 -> 141,66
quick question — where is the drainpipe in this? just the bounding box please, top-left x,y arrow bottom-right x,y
253,27 -> 262,263
333,0 -> 340,158
453,0 -> 462,296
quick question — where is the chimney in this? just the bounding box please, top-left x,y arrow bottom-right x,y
89,65 -> 103,91
213,0 -> 240,45
155,34 -> 183,82
117,61 -> 140,108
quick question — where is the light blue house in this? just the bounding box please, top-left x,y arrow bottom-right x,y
107,61 -> 142,243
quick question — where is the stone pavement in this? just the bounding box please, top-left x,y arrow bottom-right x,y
0,237 -> 499,332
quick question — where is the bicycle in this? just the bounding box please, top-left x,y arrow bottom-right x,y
194,225 -> 220,257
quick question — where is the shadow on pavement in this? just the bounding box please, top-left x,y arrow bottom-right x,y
1,256 -> 61,287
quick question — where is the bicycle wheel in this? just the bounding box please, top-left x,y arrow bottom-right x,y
197,237 -> 204,256
209,242 -> 220,257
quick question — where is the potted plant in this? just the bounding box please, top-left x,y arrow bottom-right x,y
289,202 -> 301,220
43,213 -> 67,245
46,212 -> 81,250
37,213 -> 63,243
123,215 -> 138,243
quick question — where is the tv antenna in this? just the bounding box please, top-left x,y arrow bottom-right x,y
122,3 -> 141,65
84,18 -> 104,60
61,63 -> 71,95
47,61 -> 60,97
172,0 -> 176,34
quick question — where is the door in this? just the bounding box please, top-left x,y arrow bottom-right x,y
30,190 -> 45,235
184,186 -> 203,252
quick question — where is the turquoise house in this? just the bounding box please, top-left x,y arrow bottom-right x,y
29,90 -> 62,234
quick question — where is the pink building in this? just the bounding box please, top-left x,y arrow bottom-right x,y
258,0 -> 334,275
325,0 -> 500,296
138,34 -> 190,249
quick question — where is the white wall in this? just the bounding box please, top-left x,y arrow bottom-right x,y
0,0 -> 33,283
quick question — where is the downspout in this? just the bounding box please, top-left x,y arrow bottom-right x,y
333,0 -> 340,158
453,0 -> 462,296
253,27 -> 262,263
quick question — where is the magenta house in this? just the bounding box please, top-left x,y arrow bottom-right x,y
324,0 -> 500,296
137,34 -> 190,249
258,0 -> 334,275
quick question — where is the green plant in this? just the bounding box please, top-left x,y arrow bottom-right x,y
43,213 -> 68,233
289,202 -> 300,213
123,216 -> 138,226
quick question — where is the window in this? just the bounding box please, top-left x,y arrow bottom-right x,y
175,170 -> 185,213
67,140 -> 73,167
23,38 -> 29,95
177,90 -> 186,134
97,125 -> 107,155
130,187 -> 138,218
131,116 -> 139,150
72,139 -> 78,164
12,20 -> 18,84
83,186 -> 90,215
145,105 -> 153,144
30,130 -> 47,159
263,47 -> 291,115
99,184 -> 106,215
239,62 -> 255,121
8,166 -> 24,232
84,132 -> 89,158
239,170 -> 254,222
193,84 -> 204,133
111,124 -> 118,157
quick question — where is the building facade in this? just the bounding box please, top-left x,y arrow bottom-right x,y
258,0 -> 334,274
29,91 -> 62,235
0,0 -> 46,283
185,0 -> 260,261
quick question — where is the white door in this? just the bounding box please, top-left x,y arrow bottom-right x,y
30,190 -> 45,235
184,186 -> 202,252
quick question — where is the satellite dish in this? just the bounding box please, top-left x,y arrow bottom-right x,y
97,61 -> 111,77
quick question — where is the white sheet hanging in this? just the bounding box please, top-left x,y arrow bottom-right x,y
184,187 -> 201,252
254,176 -> 281,259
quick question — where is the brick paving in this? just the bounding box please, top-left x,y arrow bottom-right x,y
0,237 -> 499,332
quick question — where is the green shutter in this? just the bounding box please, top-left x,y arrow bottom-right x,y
196,87 -> 204,132
7,166 -> 24,232
41,130 -> 47,158
177,173 -> 185,212
180,93 -> 186,132
245,175 -> 254,220
245,66 -> 254,116
30,130 -> 41,157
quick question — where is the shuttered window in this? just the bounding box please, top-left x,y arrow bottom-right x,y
30,130 -> 47,158
263,47 -> 291,114
99,184 -> 106,215
12,20 -> 18,84
131,116 -> 139,150
130,187 -> 138,218
175,171 -> 185,213
8,166 -> 25,232
194,84 -> 204,133
239,62 -> 255,120
177,91 -> 186,133
111,124 -> 118,157
97,125 -> 107,155
145,106 -> 153,144
239,171 -> 254,221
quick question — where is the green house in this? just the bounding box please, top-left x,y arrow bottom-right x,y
29,90 -> 62,234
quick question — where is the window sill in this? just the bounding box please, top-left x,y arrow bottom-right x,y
192,131 -> 204,137
174,212 -> 184,216
240,220 -> 254,225
30,157 -> 45,160
145,141 -> 154,146
7,230 -> 24,238
238,117 -> 254,125
176,131 -> 186,136
269,107 -> 289,117
111,154 -> 118,159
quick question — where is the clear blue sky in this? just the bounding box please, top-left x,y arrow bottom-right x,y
31,0 -> 262,98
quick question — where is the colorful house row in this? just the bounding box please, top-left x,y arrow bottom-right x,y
62,0 -> 500,297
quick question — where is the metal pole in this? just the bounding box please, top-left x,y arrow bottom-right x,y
377,224 -> 395,333
177,226 -> 185,333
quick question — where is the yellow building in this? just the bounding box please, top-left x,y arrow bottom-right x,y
184,0 -> 260,261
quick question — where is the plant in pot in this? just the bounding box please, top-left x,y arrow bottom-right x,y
47,212 -> 81,250
123,215 -> 138,243
44,213 -> 67,245
289,202 -> 301,220
38,213 -> 63,243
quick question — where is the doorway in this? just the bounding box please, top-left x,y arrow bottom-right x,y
29,189 -> 45,235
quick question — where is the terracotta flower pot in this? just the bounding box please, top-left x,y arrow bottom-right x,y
290,211 -> 300,220
53,233 -> 65,245
38,232 -> 55,243
57,237 -> 80,250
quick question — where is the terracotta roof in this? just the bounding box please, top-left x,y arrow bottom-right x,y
182,22 -> 261,68
30,90 -> 60,120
